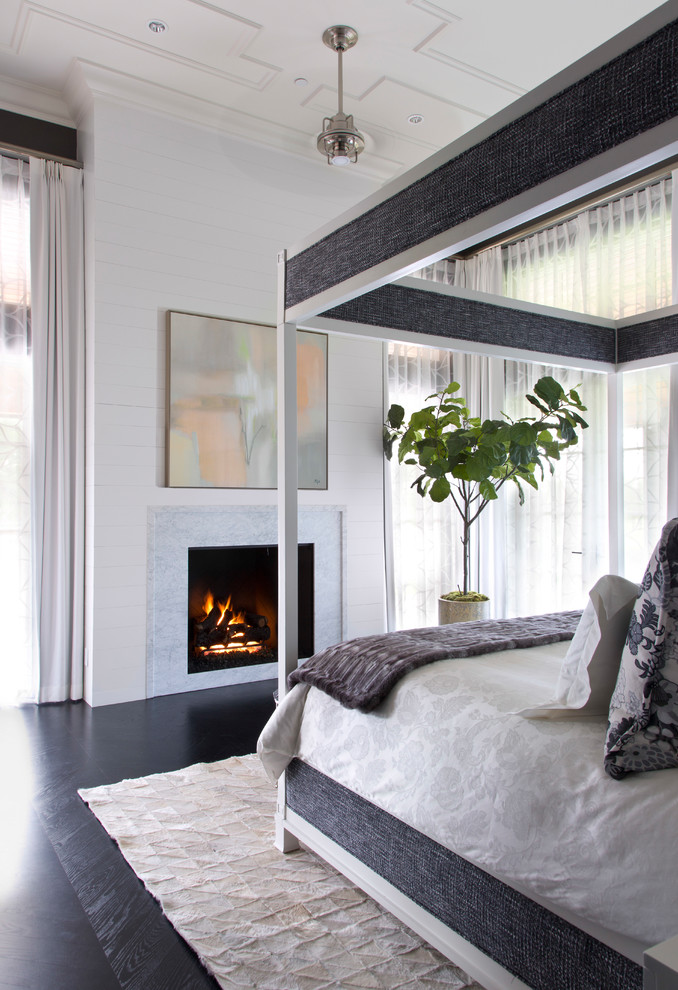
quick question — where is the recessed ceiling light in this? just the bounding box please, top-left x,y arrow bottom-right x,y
294,77 -> 309,87
147,19 -> 168,34
408,114 -> 424,125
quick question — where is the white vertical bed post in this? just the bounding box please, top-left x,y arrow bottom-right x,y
668,173 -> 678,521
275,249 -> 300,852
607,369 -> 624,575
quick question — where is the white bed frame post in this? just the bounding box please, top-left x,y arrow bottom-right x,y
275,249 -> 301,852
607,370 -> 624,574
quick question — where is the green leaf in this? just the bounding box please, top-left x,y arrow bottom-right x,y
383,428 -> 395,460
508,442 -> 535,467
512,477 -> 525,506
445,433 -> 472,458
429,477 -> 451,502
409,408 -> 435,431
387,404 -> 405,429
556,417 -> 577,443
533,376 -> 565,410
539,441 -> 561,460
526,394 -> 550,415
417,440 -> 438,466
569,411 -> 589,429
479,479 -> 498,501
464,449 -> 494,481
509,422 -> 536,445
412,474 -> 429,497
568,387 -> 586,410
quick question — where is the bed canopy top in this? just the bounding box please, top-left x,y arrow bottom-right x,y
275,0 -> 678,695
282,0 -> 678,369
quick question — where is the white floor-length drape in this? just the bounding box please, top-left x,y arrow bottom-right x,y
504,176 -> 673,587
30,158 -> 85,703
502,361 -> 609,615
0,155 -> 34,704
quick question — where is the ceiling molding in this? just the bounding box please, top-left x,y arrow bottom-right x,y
10,1 -> 282,92
417,49 -> 527,97
306,73 -> 487,125
407,0 -> 462,28
0,69 -> 73,125
63,59 -> 402,183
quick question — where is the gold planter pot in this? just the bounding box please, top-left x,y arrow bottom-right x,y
438,597 -> 490,625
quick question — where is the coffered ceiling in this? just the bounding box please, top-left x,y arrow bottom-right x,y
0,0 -> 666,180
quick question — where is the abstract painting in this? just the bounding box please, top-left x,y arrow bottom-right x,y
166,312 -> 327,489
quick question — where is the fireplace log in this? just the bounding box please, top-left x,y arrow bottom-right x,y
207,626 -> 230,647
245,612 -> 268,628
246,625 -> 271,643
227,623 -> 251,638
195,605 -> 228,633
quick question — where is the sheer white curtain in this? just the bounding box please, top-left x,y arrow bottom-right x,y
505,178 -> 673,318
622,367 -> 670,582
387,344 -> 458,629
502,362 -> 608,615
30,158 -> 85,703
0,156 -> 34,704
504,176 -> 673,588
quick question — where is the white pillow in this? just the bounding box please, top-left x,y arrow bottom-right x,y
520,575 -> 639,719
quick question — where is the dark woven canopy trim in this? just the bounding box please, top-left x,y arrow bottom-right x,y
287,760 -> 642,990
325,284 -> 615,362
617,311 -> 678,362
287,19 -> 677,310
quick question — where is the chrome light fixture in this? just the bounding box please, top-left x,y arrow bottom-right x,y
317,25 -> 365,166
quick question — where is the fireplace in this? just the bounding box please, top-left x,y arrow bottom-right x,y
187,544 -> 314,674
148,506 -> 344,698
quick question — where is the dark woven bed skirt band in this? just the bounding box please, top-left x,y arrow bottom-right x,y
286,760 -> 643,990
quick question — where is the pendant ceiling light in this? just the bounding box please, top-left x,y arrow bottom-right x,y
317,25 -> 365,167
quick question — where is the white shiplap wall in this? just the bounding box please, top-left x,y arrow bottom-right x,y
84,98 -> 386,706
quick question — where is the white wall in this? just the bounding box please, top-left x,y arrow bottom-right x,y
83,98 -> 387,706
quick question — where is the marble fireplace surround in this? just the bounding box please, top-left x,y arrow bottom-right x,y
147,505 -> 346,697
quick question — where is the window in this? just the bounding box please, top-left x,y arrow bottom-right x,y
0,155 -> 33,703
393,175 -> 675,625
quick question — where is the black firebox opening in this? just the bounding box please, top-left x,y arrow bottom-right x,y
187,544 -> 314,674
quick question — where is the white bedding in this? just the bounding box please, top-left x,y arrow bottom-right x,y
258,642 -> 678,949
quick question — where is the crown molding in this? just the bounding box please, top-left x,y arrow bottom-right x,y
62,59 -> 405,183
0,70 -> 74,126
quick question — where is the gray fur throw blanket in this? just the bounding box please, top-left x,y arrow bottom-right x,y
289,612 -> 581,712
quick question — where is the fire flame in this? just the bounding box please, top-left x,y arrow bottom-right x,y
198,591 -> 262,655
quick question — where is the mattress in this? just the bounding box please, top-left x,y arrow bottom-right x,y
258,640 -> 678,949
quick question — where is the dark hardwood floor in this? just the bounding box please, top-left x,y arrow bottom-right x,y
0,679 -> 277,989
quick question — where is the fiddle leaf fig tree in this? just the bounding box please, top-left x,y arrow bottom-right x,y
383,376 -> 588,598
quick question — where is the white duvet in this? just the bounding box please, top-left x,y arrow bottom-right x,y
258,642 -> 678,950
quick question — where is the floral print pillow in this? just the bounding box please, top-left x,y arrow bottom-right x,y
604,518 -> 678,779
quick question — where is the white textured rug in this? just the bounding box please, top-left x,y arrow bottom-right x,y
79,754 -> 483,990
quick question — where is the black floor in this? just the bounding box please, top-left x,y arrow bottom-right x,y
0,679 -> 277,990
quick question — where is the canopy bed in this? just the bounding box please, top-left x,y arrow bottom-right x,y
267,3 -> 678,988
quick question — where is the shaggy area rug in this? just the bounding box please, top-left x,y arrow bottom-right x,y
79,754 -> 483,990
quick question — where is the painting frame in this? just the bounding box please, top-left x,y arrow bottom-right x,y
166,311 -> 327,490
